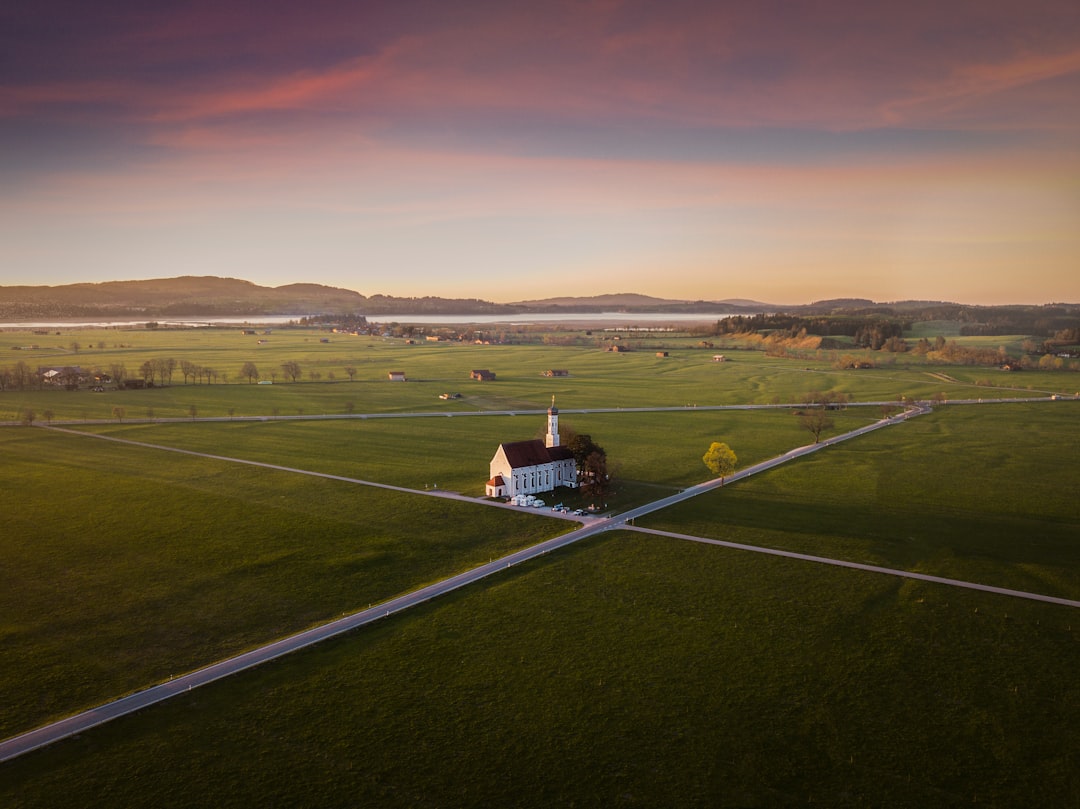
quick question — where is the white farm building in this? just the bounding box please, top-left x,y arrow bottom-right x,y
485,399 -> 577,498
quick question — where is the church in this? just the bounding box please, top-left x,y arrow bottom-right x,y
485,399 -> 577,498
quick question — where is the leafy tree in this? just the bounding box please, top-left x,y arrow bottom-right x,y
580,451 -> 612,502
241,362 -> 259,383
566,433 -> 604,477
702,442 -> 737,485
112,406 -> 125,423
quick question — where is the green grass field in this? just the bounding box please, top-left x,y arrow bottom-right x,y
0,427 -> 568,738
71,406 -> 875,498
642,403 -> 1080,600
2,331 -> 1078,806
2,530 -> 1077,807
0,401 -> 871,739
3,326 -> 1075,423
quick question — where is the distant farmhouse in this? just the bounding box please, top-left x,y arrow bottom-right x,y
38,366 -> 85,389
485,399 -> 577,498
470,369 -> 496,381
387,371 -> 406,382
543,369 -> 569,377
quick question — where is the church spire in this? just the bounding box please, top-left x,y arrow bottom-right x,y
545,396 -> 560,447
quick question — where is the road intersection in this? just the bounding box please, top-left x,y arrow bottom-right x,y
3,401 -> 1076,764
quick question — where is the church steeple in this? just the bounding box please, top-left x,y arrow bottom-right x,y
545,395 -> 559,448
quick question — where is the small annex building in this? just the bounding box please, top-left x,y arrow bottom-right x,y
485,399 -> 577,498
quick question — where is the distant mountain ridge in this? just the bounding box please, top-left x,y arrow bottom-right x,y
0,276 -> 366,318
3,275 -> 1068,321
0,276 -> 776,319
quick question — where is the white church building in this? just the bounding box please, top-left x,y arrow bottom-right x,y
485,399 -> 577,498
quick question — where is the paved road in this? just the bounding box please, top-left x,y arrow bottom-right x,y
5,393 -> 1074,428
3,401 -> 1074,764
626,525 -> 1080,609
0,519 -> 612,764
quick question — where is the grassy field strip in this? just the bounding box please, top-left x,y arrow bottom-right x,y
49,402 -> 926,512
39,424 -> 580,520
19,393 -> 1067,431
8,402 -> 848,427
0,517 -> 614,765
626,526 -> 1080,609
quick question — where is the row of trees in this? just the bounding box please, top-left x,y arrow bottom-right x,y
238,362 -> 361,384
0,359 -> 375,391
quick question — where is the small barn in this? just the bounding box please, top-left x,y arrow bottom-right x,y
388,371 -> 407,382
543,369 -> 569,377
470,369 -> 496,381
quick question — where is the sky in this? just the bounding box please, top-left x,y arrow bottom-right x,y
1,0 -> 1078,305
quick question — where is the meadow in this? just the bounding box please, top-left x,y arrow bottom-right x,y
0,399 -> 865,739
1,327 -> 1078,806
642,402 -> 1080,600
72,407 -> 876,498
2,326 -> 1074,424
2,400 -> 1078,805
0,426 -> 568,738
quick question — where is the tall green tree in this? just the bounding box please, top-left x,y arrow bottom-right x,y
702,442 -> 737,485
580,451 -> 612,502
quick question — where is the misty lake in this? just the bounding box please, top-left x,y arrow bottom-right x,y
1,312 -> 740,329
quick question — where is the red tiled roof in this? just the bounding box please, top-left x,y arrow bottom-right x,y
487,475 -> 505,487
499,439 -> 574,469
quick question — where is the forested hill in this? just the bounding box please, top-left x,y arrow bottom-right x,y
0,276 -> 766,319
1,276 -> 1074,322
0,277 -> 367,318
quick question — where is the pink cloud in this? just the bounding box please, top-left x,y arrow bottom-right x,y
6,2 -> 1080,137
880,48 -> 1080,126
